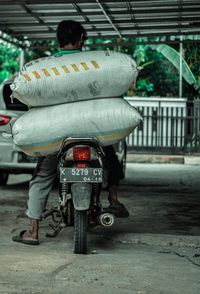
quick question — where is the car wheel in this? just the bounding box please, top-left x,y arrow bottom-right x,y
0,172 -> 9,186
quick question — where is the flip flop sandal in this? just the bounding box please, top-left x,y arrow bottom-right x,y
12,230 -> 39,245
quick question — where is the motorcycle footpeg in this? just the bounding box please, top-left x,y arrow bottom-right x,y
42,207 -> 59,219
46,224 -> 62,238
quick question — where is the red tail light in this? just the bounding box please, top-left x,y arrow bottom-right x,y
0,115 -> 11,125
73,146 -> 91,161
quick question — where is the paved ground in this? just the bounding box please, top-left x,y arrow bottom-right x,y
0,163 -> 200,294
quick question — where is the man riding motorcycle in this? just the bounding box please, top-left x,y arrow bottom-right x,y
12,20 -> 129,246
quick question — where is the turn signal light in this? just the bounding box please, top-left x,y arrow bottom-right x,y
0,115 -> 11,125
73,146 -> 91,161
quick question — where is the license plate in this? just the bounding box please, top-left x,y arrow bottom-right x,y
60,167 -> 103,183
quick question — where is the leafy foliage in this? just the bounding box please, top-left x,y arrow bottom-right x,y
0,43 -> 20,83
150,44 -> 197,86
130,42 -> 199,98
136,79 -> 154,96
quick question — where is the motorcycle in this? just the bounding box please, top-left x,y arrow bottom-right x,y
43,137 -> 115,254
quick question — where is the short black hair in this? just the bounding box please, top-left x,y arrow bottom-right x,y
56,20 -> 87,48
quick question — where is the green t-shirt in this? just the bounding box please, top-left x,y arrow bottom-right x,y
52,49 -> 81,57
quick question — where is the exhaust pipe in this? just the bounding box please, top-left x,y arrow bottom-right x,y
97,213 -> 115,227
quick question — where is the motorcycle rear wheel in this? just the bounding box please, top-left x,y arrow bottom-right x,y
74,210 -> 87,254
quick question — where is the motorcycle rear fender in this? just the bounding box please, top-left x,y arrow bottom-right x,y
71,182 -> 92,211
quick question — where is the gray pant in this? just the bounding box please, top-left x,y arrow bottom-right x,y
26,155 -> 58,220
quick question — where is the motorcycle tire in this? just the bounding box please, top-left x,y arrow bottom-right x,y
74,210 -> 87,254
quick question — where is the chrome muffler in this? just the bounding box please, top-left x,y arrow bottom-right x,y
97,213 -> 115,227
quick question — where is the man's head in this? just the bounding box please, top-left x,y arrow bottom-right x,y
56,20 -> 87,49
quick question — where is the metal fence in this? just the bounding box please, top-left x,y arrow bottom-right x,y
126,97 -> 200,154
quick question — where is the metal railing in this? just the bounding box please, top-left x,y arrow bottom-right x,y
126,98 -> 200,154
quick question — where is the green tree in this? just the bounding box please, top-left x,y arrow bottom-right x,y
0,43 -> 20,84
130,42 -> 199,98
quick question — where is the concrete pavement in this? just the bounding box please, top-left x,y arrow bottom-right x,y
0,163 -> 200,293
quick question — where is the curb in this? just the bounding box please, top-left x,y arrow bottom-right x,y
127,154 -> 200,165
184,156 -> 200,165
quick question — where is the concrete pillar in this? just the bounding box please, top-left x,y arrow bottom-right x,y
20,48 -> 25,69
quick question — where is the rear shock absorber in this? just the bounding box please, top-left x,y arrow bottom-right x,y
92,183 -> 102,206
59,182 -> 69,205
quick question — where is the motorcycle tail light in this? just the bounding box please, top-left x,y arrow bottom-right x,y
64,146 -> 98,161
0,115 -> 11,125
73,146 -> 91,161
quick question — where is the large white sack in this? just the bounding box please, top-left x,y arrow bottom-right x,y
10,50 -> 138,107
12,98 -> 142,157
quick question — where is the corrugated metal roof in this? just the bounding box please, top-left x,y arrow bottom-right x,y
0,0 -> 200,47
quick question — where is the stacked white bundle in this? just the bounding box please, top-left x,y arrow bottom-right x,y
12,98 -> 142,156
11,50 -> 142,156
10,50 -> 138,107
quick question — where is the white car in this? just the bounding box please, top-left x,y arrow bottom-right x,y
0,79 -> 36,185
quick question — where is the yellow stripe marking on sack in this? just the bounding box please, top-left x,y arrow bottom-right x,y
42,68 -> 51,77
61,65 -> 70,73
96,129 -> 132,141
21,129 -> 132,154
23,73 -> 31,81
91,60 -> 100,69
52,67 -> 60,76
32,71 -> 41,79
80,62 -> 90,70
71,64 -> 79,72
22,140 -> 62,152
